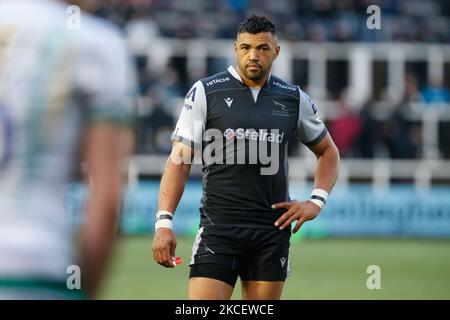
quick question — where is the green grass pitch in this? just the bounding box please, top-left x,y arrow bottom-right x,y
99,236 -> 450,299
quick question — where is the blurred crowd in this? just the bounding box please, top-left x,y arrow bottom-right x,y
98,0 -> 450,42
325,72 -> 450,159
90,0 -> 450,159
132,65 -> 450,160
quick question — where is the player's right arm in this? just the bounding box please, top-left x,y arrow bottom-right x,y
152,142 -> 193,268
152,80 -> 206,268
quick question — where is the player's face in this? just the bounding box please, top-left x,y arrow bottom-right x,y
235,32 -> 280,87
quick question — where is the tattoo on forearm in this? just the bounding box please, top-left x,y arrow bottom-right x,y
160,190 -> 169,202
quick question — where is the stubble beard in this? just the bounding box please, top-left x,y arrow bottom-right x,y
240,64 -> 268,83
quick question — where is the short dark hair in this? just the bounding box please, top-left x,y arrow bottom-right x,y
237,15 -> 277,36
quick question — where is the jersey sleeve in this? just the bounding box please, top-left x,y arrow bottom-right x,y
171,80 -> 207,148
74,24 -> 137,126
296,89 -> 328,146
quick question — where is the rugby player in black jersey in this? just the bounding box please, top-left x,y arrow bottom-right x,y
152,15 -> 340,300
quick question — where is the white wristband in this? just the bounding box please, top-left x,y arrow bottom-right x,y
155,210 -> 174,230
309,188 -> 329,210
155,219 -> 173,230
309,198 -> 325,209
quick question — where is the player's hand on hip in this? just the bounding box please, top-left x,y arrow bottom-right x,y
152,228 -> 177,268
272,200 -> 321,233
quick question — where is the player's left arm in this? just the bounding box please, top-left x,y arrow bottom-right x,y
272,133 -> 340,233
308,132 -> 340,196
272,89 -> 340,233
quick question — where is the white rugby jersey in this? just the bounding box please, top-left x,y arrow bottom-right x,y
0,0 -> 136,280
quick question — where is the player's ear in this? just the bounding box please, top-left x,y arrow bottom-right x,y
274,45 -> 280,60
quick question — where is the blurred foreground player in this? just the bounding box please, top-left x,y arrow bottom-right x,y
152,15 -> 340,299
0,0 -> 135,299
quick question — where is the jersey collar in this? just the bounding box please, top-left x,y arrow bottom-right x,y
227,66 -> 243,83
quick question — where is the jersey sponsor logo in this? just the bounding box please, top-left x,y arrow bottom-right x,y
171,123 -> 282,175
272,80 -> 297,92
223,128 -> 285,143
205,77 -> 230,87
224,97 -> 233,108
223,128 -> 235,140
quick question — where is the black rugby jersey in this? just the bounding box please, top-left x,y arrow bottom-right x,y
172,66 -> 327,228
